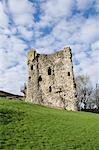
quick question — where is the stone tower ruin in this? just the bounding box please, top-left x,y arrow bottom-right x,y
26,47 -> 77,111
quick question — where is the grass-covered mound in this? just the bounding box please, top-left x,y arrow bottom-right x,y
0,97 -> 99,150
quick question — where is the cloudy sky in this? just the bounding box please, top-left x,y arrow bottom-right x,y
0,0 -> 99,95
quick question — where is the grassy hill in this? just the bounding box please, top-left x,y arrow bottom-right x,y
0,97 -> 99,150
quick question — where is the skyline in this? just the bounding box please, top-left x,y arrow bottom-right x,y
0,0 -> 99,95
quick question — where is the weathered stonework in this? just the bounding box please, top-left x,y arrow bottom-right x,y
26,47 -> 77,111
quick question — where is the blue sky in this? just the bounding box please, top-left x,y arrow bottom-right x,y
0,0 -> 99,94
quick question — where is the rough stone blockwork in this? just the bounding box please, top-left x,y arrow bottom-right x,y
26,47 -> 77,111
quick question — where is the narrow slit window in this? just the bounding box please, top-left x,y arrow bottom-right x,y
31,65 -> 33,70
49,86 -> 52,92
74,83 -> 76,88
48,67 -> 51,75
68,72 -> 70,76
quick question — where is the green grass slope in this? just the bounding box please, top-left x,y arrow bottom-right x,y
0,97 -> 99,150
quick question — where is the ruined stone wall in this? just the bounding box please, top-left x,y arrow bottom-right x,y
26,47 -> 77,111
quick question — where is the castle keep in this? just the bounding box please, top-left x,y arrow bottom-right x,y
26,47 -> 77,111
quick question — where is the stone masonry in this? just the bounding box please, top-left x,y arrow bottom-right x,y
26,47 -> 77,111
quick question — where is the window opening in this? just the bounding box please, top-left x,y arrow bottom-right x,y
68,72 -> 70,76
49,86 -> 52,92
38,76 -> 42,82
74,83 -> 76,88
29,76 -> 31,80
48,67 -> 51,75
31,65 -> 33,70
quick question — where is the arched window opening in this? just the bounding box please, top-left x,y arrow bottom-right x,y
38,76 -> 42,82
49,86 -> 52,92
48,67 -> 51,75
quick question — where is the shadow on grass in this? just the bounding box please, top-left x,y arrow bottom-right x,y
0,108 -> 24,125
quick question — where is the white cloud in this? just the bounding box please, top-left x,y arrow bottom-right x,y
0,63 -> 27,95
91,40 -> 99,51
39,0 -> 74,27
43,0 -> 74,17
17,26 -> 33,40
0,34 -> 27,95
0,34 -> 9,49
0,2 -> 9,28
95,1 -> 99,13
76,0 -> 95,11
8,0 -> 34,15
79,17 -> 99,44
8,0 -> 35,26
14,13 -> 34,26
0,36 -> 27,69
